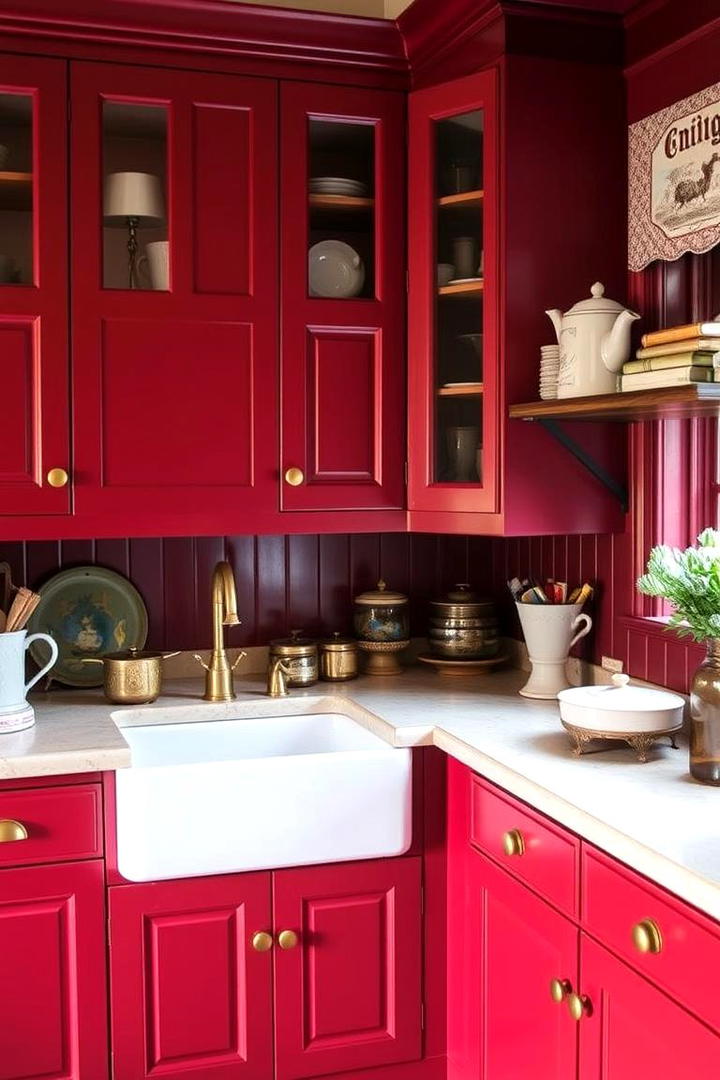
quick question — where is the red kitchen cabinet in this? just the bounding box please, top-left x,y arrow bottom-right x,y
273,857 -> 423,1078
70,61 -> 278,525
280,82 -> 406,513
0,859 -> 108,1080
578,934 -> 720,1080
408,60 -> 626,535
109,872 -> 274,1080
0,54 -> 69,517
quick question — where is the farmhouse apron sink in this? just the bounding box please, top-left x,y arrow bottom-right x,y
113,702 -> 412,882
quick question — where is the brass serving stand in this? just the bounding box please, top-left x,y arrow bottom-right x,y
561,720 -> 681,763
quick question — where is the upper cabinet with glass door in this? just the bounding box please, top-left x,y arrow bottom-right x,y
280,83 -> 405,515
408,72 -> 499,523
0,55 -> 69,521
70,62 -> 278,528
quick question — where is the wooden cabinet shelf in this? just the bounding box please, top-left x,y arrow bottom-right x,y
438,383 -> 483,397
438,279 -> 483,298
309,193 -> 373,212
510,384 -> 720,422
0,171 -> 32,211
438,189 -> 484,209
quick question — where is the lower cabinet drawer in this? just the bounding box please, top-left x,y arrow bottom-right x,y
0,783 -> 102,867
582,844 -> 720,1033
469,773 -> 580,916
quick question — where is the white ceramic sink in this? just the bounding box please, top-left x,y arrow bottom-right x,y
113,705 -> 411,882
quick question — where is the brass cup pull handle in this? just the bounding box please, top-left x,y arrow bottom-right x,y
251,931 -> 273,953
277,929 -> 299,950
284,467 -> 305,487
550,978 -> 572,1004
502,829 -> 525,857
46,468 -> 69,488
567,992 -> 592,1022
0,819 -> 28,843
632,918 -> 663,955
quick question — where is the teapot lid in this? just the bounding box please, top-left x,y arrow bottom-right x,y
565,282 -> 627,317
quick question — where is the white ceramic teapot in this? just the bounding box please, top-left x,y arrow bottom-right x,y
546,282 -> 640,398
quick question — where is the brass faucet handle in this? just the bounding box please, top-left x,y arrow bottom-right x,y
193,653 -> 210,671
231,650 -> 248,671
267,658 -> 292,698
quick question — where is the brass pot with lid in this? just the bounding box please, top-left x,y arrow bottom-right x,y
319,633 -> 358,682
428,584 -> 499,660
81,646 -> 180,704
268,630 -> 318,686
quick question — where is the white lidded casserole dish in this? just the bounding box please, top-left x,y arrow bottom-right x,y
557,673 -> 685,734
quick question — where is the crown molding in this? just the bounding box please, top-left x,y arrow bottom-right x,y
0,0 -> 408,80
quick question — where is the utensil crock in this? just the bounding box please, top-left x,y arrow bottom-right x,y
0,629 -> 58,730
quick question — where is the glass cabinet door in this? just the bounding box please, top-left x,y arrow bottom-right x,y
280,82 -> 405,515
0,55 -> 69,517
408,71 -> 498,519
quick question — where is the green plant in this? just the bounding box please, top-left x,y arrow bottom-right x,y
637,528 -> 720,642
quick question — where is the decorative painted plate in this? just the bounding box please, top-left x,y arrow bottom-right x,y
27,566 -> 148,687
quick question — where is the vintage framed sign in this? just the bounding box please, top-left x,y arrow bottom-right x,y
629,81 -> 720,270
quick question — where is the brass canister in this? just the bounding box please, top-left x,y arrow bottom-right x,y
319,633 -> 359,682
268,630 -> 318,686
81,647 -> 180,704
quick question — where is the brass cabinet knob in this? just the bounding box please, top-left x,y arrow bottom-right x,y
502,829 -> 525,857
632,919 -> 663,955
0,819 -> 28,843
277,929 -> 299,950
251,931 -> 273,953
46,467 -> 69,488
567,992 -> 592,1021
284,467 -> 304,487
550,978 -> 572,1004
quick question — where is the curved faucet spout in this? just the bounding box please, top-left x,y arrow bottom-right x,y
214,560 -> 239,627
195,560 -> 242,701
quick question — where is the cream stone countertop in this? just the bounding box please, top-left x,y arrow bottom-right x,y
10,665 -> 720,920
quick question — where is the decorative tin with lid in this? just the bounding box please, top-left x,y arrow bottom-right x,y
268,630 -> 318,686
353,580 -> 409,643
428,584 -> 499,659
319,633 -> 358,682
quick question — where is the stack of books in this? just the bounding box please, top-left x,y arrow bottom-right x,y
620,320 -> 720,391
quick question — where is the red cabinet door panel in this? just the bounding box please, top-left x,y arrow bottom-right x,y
280,82 -> 405,513
0,860 -> 108,1080
71,62 -> 277,523
471,849 -> 578,1080
273,857 -> 422,1079
109,873 -> 273,1080
0,54 -> 69,517
579,934 -> 720,1080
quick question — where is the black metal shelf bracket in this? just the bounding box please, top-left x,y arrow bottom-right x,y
535,418 -> 628,512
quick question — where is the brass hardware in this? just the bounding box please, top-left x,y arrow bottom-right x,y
284,467 -> 305,487
195,561 -> 241,702
277,929 -> 299,950
550,978 -> 572,1004
267,657 -> 292,698
502,829 -> 525,857
46,467 -> 69,488
632,918 -> 663,955
0,819 -> 28,843
251,931 -> 273,953
567,992 -> 592,1021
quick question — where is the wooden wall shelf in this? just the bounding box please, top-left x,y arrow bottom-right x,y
438,279 -> 483,298
438,190 -> 484,209
0,172 -> 32,211
309,194 -> 373,212
510,385 -> 720,423
438,383 -> 483,397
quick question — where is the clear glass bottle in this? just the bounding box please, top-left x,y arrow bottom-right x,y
689,638 -> 720,785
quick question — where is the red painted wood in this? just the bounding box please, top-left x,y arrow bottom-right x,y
0,54 -> 68,516
582,844 -> 720,1034
0,859 -> 108,1080
71,61 -> 278,525
469,773 -> 580,917
109,873 -> 273,1080
578,934 -> 720,1080
273,857 -> 422,1079
280,82 -> 406,513
0,783 -> 102,868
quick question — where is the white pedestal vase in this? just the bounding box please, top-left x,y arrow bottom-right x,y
515,602 -> 592,699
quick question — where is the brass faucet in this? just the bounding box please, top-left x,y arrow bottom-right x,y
267,657 -> 292,698
194,561 -> 245,701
